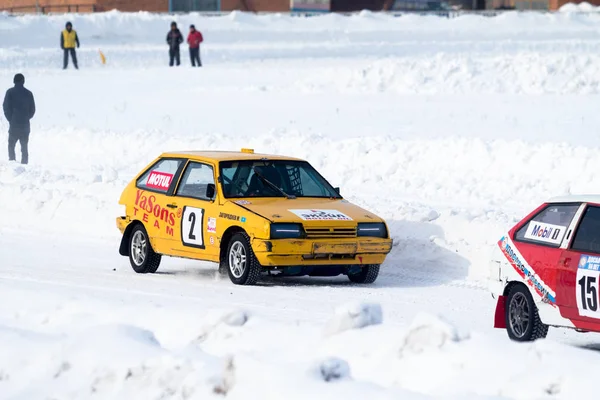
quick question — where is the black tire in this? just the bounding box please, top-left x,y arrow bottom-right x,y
347,264 -> 380,284
128,224 -> 161,274
226,233 -> 261,285
505,284 -> 549,342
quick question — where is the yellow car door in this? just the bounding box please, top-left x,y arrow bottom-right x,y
169,161 -> 220,262
132,157 -> 186,254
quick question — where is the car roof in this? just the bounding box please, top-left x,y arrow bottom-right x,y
547,195 -> 600,204
160,150 -> 304,162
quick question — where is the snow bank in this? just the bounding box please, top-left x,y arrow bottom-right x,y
0,323 -> 225,399
304,55 -> 600,94
3,9 -> 600,50
4,306 -> 600,399
318,312 -> 600,399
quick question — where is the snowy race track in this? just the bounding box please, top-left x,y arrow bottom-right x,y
3,10 -> 600,399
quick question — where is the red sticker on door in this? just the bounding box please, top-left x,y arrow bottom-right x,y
146,171 -> 173,191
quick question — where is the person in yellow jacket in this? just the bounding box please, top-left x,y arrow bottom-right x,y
60,21 -> 80,69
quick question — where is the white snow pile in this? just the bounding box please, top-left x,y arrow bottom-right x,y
316,357 -> 351,382
398,313 -> 469,356
3,305 -> 600,399
559,2 -> 600,12
195,308 -> 250,342
324,302 -> 383,336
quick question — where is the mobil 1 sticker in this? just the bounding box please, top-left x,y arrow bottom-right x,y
523,221 -> 566,245
577,255 -> 600,319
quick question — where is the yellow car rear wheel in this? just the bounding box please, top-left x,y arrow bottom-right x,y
128,224 -> 161,274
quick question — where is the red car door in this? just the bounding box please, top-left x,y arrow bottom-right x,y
510,203 -> 580,302
556,204 -> 600,331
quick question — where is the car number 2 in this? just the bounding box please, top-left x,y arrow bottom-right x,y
576,255 -> 600,319
181,206 -> 205,248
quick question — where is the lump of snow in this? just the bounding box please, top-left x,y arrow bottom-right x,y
421,209 -> 440,222
559,3 -> 580,11
101,167 -> 118,183
212,356 -> 236,396
324,302 -> 383,336
204,309 -> 249,327
318,357 -> 351,382
559,1 -> 600,11
399,313 -> 468,356
196,309 -> 249,342
577,1 -> 599,11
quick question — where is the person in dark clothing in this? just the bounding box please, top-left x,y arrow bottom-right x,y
166,21 -> 183,67
3,74 -> 35,164
187,24 -> 204,67
60,21 -> 80,69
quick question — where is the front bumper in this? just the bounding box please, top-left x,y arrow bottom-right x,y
251,237 -> 393,267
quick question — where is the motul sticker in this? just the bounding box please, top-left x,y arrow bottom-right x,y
289,209 -> 352,221
146,171 -> 173,191
523,221 -> 566,245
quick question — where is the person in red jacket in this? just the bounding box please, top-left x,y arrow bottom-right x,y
187,25 -> 203,67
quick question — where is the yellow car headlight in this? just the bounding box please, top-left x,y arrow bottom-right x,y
270,223 -> 304,239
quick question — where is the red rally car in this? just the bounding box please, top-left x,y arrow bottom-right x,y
490,196 -> 600,341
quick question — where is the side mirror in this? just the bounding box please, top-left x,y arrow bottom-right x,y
206,183 -> 216,200
334,187 -> 341,196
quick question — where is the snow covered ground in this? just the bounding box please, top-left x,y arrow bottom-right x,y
2,9 -> 600,399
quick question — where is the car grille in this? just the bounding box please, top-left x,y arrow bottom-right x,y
304,227 -> 357,238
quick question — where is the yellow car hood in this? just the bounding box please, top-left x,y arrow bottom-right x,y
229,197 -> 383,225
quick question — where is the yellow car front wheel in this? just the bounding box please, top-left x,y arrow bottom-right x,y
226,233 -> 262,286
347,264 -> 380,284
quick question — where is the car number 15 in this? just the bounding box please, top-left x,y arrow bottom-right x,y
577,255 -> 600,319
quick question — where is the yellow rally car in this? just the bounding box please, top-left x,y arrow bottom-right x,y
116,149 -> 393,285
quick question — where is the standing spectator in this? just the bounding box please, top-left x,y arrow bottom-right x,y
187,24 -> 203,67
166,22 -> 183,67
61,21 -> 80,69
3,74 -> 35,165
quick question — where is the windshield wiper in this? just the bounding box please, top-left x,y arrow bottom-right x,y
253,168 -> 296,199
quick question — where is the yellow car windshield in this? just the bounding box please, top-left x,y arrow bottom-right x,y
220,160 -> 340,199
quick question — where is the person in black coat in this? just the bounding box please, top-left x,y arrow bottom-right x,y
166,21 -> 183,67
3,74 -> 36,164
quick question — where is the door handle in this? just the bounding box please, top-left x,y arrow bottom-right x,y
166,204 -> 178,209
